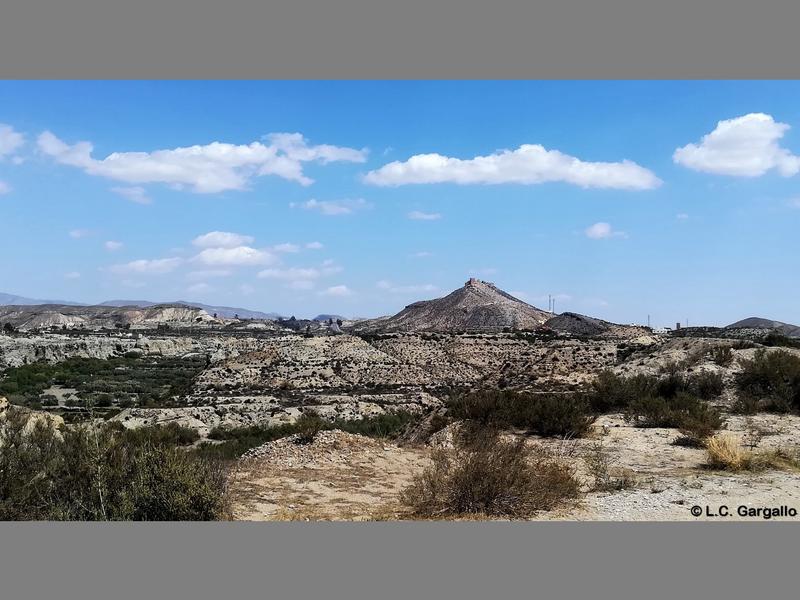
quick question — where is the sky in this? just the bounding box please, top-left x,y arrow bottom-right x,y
0,80 -> 799,325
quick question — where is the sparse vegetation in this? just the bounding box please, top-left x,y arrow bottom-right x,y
400,426 -> 579,518
735,349 -> 800,413
584,441 -> 637,491
588,369 -> 723,414
0,413 -> 228,520
711,345 -> 734,367
0,355 -> 206,411
200,411 -> 418,460
446,389 -> 595,438
704,433 -> 800,472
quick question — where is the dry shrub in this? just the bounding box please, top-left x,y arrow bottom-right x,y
401,426 -> 579,518
711,346 -> 734,367
705,434 -> 751,471
583,441 -> 637,491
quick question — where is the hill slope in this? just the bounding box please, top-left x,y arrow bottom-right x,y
544,312 -> 649,338
353,278 -> 552,332
0,303 -> 215,331
726,317 -> 800,338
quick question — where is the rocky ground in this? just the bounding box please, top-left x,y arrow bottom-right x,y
4,324 -> 800,521
229,412 -> 800,521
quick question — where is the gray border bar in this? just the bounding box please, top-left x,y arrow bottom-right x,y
3,0 -> 800,77
1,522 -> 798,599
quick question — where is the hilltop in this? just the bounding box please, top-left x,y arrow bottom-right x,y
352,278 -> 552,332
726,317 -> 800,338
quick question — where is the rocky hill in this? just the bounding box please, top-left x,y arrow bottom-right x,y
726,317 -> 800,338
352,279 -> 552,332
99,300 -> 281,320
544,312 -> 649,338
0,303 -> 216,331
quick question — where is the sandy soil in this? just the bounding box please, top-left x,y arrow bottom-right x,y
230,413 -> 800,522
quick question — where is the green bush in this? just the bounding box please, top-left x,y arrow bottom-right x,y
200,411 -> 419,460
0,415 -> 227,521
400,426 -> 579,518
588,370 -> 658,412
711,346 -> 734,367
625,391 -> 722,439
588,369 -> 723,414
736,349 -> 800,412
447,390 -> 595,438
689,370 -> 725,400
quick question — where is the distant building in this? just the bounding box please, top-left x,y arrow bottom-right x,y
652,326 -> 672,335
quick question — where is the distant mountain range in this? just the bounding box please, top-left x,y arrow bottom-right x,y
98,300 -> 283,320
0,292 -> 282,321
0,292 -> 84,306
726,317 -> 800,338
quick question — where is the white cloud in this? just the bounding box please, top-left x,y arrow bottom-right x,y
365,144 -> 661,190
674,113 -> 800,177
0,180 -> 10,195
407,210 -> 442,221
64,271 -> 81,280
257,267 -> 320,280
38,131 -> 367,194
0,124 -> 24,159
187,282 -> 212,294
194,246 -> 276,267
112,186 -> 152,205
104,240 -> 123,251
411,251 -> 433,258
585,222 -> 626,239
676,213 -> 689,220
305,241 -> 324,250
788,198 -> 800,209
186,269 -> 232,281
109,257 -> 183,275
192,231 -> 255,248
376,280 -> 438,294
272,242 -> 300,253
69,229 -> 91,239
320,285 -> 353,297
292,198 -> 370,215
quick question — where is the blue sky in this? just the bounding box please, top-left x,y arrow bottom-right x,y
1,81 -> 799,325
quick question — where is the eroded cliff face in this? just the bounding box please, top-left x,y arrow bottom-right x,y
0,333 -> 279,369
0,303 -> 217,331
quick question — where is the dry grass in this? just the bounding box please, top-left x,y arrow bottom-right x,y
705,434 -> 751,471
705,433 -> 800,473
